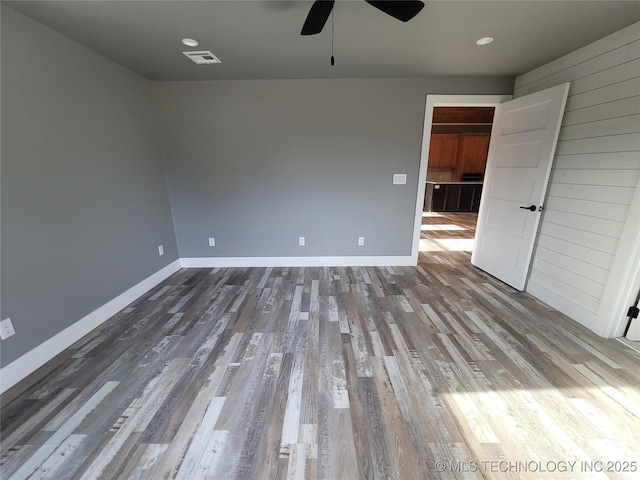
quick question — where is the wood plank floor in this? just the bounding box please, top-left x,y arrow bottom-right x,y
2,213 -> 640,479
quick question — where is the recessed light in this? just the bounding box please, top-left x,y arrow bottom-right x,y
476,37 -> 494,46
182,38 -> 199,47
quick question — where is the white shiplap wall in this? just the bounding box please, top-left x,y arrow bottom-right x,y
514,22 -> 640,336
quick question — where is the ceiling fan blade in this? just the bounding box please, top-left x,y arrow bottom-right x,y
301,0 -> 335,35
365,1 -> 425,22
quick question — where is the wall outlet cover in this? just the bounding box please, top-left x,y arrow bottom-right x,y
298,236 -> 305,246
0,318 -> 16,340
358,236 -> 365,246
158,245 -> 164,256
208,237 -> 216,247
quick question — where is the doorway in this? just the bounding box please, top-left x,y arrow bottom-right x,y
410,95 -> 511,263
421,106 -> 494,256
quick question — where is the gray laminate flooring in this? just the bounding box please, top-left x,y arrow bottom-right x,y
2,213 -> 639,479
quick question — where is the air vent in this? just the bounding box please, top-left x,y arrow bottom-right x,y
183,51 -> 222,65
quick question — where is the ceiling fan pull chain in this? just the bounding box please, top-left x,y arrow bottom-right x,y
331,6 -> 335,66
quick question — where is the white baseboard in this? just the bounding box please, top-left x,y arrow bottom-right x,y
0,255 -> 418,395
179,256 -> 417,268
0,260 -> 182,395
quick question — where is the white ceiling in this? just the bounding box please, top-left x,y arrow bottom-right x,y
5,0 -> 640,81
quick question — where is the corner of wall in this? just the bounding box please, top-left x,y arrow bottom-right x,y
0,260 -> 182,395
595,176 -> 640,337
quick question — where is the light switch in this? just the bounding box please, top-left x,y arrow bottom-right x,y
393,174 -> 407,185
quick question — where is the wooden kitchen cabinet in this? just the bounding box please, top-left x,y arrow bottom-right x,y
428,134 -> 460,168
459,134 -> 490,175
429,133 -> 489,178
428,135 -> 444,168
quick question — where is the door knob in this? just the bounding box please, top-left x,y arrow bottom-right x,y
520,205 -> 537,212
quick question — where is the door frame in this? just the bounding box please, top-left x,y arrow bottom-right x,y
410,94 -> 512,262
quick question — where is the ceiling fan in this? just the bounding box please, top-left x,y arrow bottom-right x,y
301,0 -> 425,35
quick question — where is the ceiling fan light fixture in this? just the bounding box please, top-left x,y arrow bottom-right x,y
476,36 -> 494,46
182,38 -> 199,47
301,0 -> 424,36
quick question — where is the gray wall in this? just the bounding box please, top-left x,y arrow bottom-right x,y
153,77 -> 513,258
1,6 -> 178,366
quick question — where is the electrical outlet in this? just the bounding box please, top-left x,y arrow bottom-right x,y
358,236 -> 365,246
0,318 -> 16,340
393,173 -> 407,185
208,237 -> 216,247
158,245 -> 164,256
299,236 -> 305,247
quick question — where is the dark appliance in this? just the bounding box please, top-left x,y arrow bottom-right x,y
460,173 -> 483,182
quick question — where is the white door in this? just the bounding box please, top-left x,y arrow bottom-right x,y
471,83 -> 570,291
